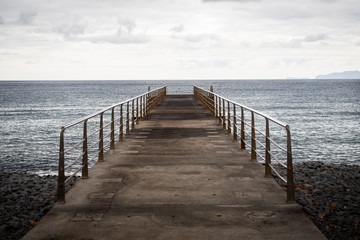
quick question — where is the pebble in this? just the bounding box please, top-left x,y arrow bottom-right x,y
0,171 -> 79,240
273,161 -> 360,240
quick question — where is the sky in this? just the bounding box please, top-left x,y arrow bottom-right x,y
0,0 -> 359,80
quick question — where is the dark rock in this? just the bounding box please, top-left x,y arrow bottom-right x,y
273,161 -> 360,240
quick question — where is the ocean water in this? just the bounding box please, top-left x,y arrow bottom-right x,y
0,80 -> 359,175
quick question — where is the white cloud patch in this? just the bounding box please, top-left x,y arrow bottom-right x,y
170,25 -> 184,33
0,52 -> 19,55
184,33 -> 220,43
37,16 -> 149,44
18,11 -> 37,25
303,34 -> 328,42
179,59 -> 231,68
0,0 -> 359,79
52,18 -> 87,37
171,30 -> 220,43
203,0 -> 260,2
260,34 -> 329,48
68,20 -> 149,44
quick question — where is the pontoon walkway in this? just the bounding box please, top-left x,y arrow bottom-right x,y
23,94 -> 325,240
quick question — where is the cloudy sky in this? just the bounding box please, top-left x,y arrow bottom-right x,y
0,0 -> 359,80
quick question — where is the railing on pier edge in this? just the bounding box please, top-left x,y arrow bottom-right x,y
58,86 -> 167,203
194,86 -> 295,203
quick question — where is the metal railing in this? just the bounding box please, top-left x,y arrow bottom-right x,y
58,86 -> 166,203
194,86 -> 295,203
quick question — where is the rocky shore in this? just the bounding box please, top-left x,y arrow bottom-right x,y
0,172 -> 78,240
274,161 -> 360,240
1,162 -> 359,240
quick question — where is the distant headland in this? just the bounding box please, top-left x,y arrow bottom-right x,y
315,70 -> 360,79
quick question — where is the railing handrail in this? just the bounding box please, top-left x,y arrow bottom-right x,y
61,86 -> 166,130
194,86 -> 288,128
58,86 -> 167,203
193,85 -> 295,203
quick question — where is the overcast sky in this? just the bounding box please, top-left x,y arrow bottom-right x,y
0,0 -> 359,80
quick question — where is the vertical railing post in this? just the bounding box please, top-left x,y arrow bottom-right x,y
222,99 -> 226,128
210,86 -> 214,116
215,96 -> 218,120
227,101 -> 231,133
147,86 -> 151,111
265,118 -> 271,177
251,112 -> 256,161
119,105 -> 123,141
143,95 -> 146,117
99,113 -> 104,161
82,120 -> 88,179
126,102 -> 130,134
140,96 -> 143,119
110,107 -> 115,150
132,99 -> 135,129
218,97 -> 222,124
286,125 -> 296,203
57,127 -> 65,203
233,103 -> 237,141
241,107 -> 245,150
136,98 -> 139,124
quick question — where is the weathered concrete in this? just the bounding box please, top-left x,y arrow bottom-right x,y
23,95 -> 326,240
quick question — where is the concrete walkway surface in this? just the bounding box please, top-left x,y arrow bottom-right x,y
22,95 -> 326,240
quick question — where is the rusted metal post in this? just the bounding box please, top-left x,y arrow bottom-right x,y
136,98 -> 139,124
215,96 -> 218,120
82,120 -> 88,179
286,125 -> 296,203
99,113 -> 104,161
110,107 -> 115,150
222,99 -> 226,128
218,96 -> 222,124
126,102 -> 130,134
265,118 -> 271,177
148,86 -> 152,111
227,101 -> 231,133
140,96 -> 143,119
57,127 -> 65,203
233,103 -> 237,141
131,99 -> 135,129
210,86 -> 214,116
240,107 -> 245,150
119,105 -> 123,142
143,95 -> 146,117
251,112 -> 256,161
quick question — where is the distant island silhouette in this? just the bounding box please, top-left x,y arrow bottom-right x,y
315,70 -> 360,79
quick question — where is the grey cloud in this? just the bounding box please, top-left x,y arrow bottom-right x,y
0,16 -> 4,24
184,33 -> 220,42
170,25 -> 184,33
53,21 -> 87,37
47,16 -> 148,44
261,34 -> 328,49
260,39 -> 302,48
179,59 -> 231,68
203,0 -> 260,2
18,11 -> 37,25
0,52 -> 19,55
118,19 -> 136,33
303,34 -> 328,42
68,24 -> 149,44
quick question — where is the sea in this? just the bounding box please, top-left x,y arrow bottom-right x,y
0,79 -> 359,175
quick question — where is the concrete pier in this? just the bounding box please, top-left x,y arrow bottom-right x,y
23,95 -> 325,240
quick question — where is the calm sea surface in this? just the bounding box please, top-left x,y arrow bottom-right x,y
0,80 -> 359,175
